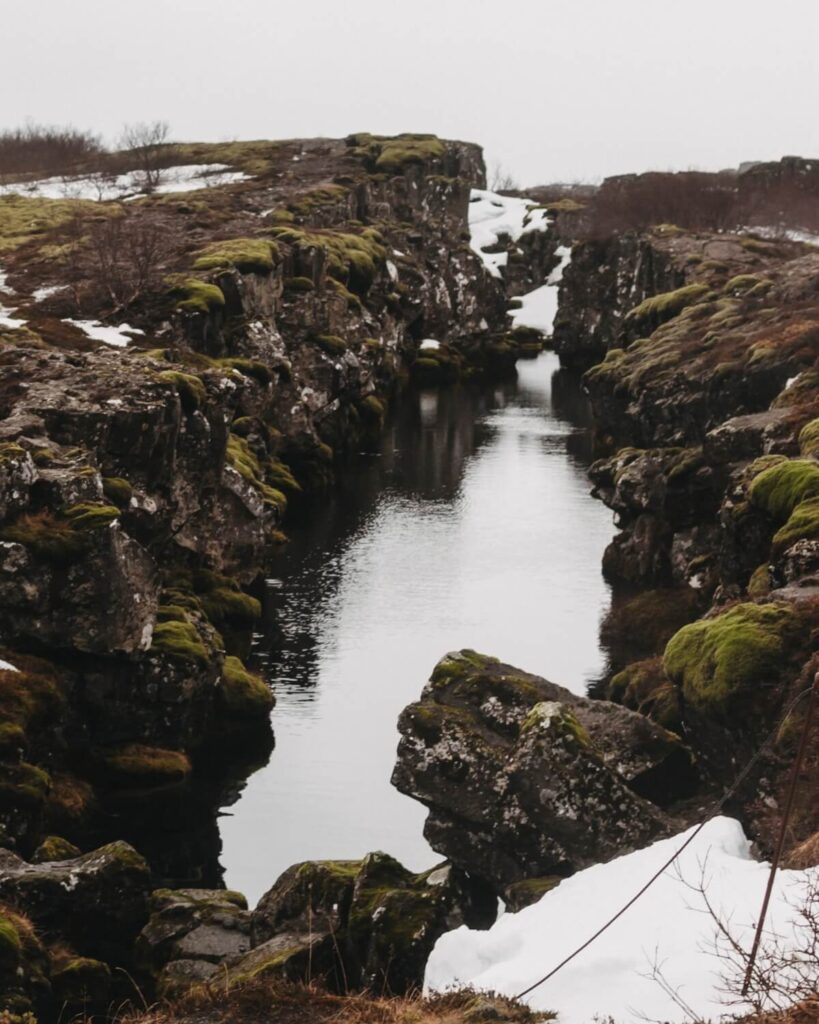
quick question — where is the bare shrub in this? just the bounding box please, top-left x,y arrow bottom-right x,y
491,162 -> 519,192
120,120 -> 171,193
0,122 -> 104,179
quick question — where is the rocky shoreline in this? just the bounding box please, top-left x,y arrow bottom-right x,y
0,140 -> 817,1021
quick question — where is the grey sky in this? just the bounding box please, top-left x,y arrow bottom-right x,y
3,0 -> 818,186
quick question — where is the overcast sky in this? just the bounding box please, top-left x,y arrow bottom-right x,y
3,0 -> 817,186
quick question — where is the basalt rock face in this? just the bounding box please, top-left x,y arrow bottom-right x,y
392,650 -> 696,896
552,215 -> 819,860
0,134 -> 511,883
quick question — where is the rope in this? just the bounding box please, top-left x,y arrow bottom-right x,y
514,684 -> 815,1001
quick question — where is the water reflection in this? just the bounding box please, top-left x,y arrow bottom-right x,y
219,354 -> 616,905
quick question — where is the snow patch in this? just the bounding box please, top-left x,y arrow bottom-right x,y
65,319 -> 144,348
506,246 -> 572,334
0,164 -> 249,203
0,658 -> 19,672
420,338 -> 440,351
31,285 -> 65,302
425,817 -> 818,1024
469,189 -> 552,278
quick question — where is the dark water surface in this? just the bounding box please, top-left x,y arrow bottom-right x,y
219,353 -> 616,905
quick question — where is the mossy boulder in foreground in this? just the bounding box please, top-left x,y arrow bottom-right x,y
391,650 -> 696,894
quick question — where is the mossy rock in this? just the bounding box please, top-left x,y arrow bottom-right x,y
608,657 -> 681,731
200,587 -> 261,627
158,369 -> 207,413
798,418 -> 819,457
0,762 -> 51,809
664,602 -> 800,713
348,132 -> 445,174
101,476 -> 133,508
749,458 -> 819,522
171,278 -> 225,315
723,274 -> 763,295
220,656 -> 274,717
98,743 -> 192,788
150,620 -> 209,665
0,504 -> 119,563
314,334 -> 347,357
32,835 -> 81,863
283,275 -> 314,292
193,238 -> 279,274
625,284 -> 710,331
747,563 -> 772,598
772,495 -> 819,554
358,395 -> 385,422
218,357 -> 272,384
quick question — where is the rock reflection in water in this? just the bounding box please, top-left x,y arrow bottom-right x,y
220,353 -> 616,905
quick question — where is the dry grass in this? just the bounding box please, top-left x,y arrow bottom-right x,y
123,979 -> 552,1024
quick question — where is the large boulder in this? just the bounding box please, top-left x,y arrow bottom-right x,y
392,651 -> 696,895
0,841 -> 151,965
240,852 -> 494,995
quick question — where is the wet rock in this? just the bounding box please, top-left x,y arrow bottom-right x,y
0,841 -> 151,964
244,852 -> 494,995
136,888 -> 251,997
392,651 -> 693,892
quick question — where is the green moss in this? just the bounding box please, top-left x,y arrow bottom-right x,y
747,564 -> 772,598
328,278 -> 364,311
504,876 -> 562,910
772,495 -> 819,553
430,650 -> 501,685
359,395 -> 385,421
0,503 -> 118,562
193,238 -> 279,274
798,419 -> 819,457
158,369 -> 207,412
218,357 -> 272,384
521,703 -> 591,747
266,458 -> 301,494
0,762 -> 51,807
150,620 -> 209,665
314,333 -> 348,357
625,284 -> 710,330
664,602 -> 799,712
749,458 -> 819,522
200,587 -> 261,626
269,224 -> 386,293
171,278 -> 225,315
32,835 -> 81,862
220,655 -> 274,716
348,133 -> 445,174
283,275 -> 314,292
723,274 -> 763,295
101,476 -> 133,508
0,194 -> 108,252
269,208 -> 295,223
99,743 -> 191,787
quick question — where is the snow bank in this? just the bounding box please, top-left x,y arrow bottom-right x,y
426,817 -> 817,1024
507,245 -> 572,334
0,164 -> 249,202
0,659 -> 19,672
420,338 -> 441,351
469,189 -> 552,278
65,319 -> 144,348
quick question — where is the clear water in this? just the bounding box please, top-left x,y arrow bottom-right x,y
218,353 -> 616,905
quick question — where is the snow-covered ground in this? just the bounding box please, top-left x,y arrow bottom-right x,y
0,164 -> 249,202
469,189 -> 552,277
745,226 -> 819,247
426,817 -> 817,1024
507,245 -> 572,334
65,319 -> 143,347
